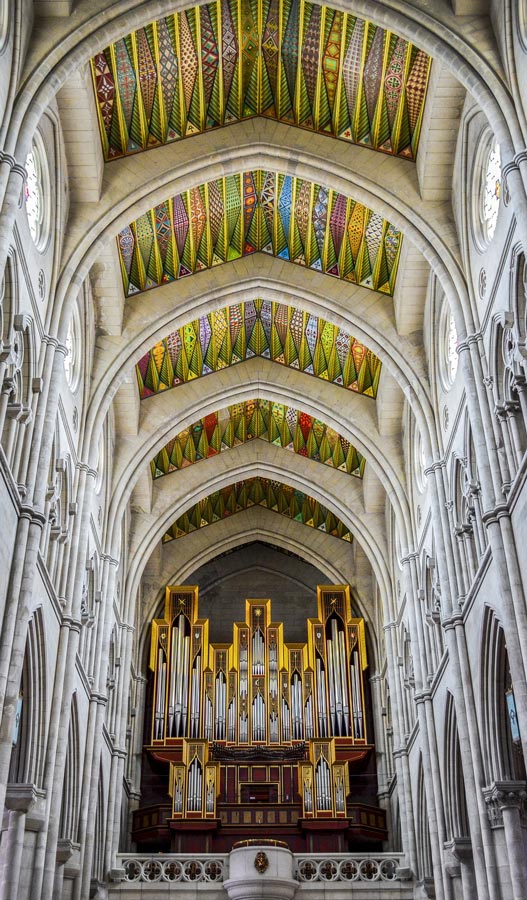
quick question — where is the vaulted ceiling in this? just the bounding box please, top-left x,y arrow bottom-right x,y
75,0 -> 465,592
91,1 -> 431,161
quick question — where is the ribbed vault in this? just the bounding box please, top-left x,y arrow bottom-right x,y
46,0 -> 470,625
91,1 -> 431,161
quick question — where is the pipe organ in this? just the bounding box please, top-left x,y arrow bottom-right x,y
140,585 -> 387,852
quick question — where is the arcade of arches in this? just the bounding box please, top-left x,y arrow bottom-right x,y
1,1 -> 527,899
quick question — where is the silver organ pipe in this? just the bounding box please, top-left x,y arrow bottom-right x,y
168,613 -> 190,737
190,654 -> 201,737
174,771 -> 183,813
187,758 -> 203,811
339,630 -> 350,735
239,640 -> 248,694
269,641 -> 278,697
281,695 -> 290,742
239,710 -> 248,743
326,640 -> 337,735
330,619 -> 344,736
252,629 -> 265,675
316,758 -> 331,810
316,657 -> 328,737
181,635 -> 190,735
168,624 -> 177,736
303,773 -> 313,812
335,769 -> 345,812
351,650 -> 363,738
291,673 -> 303,739
239,634 -> 248,741
304,693 -> 314,739
206,773 -> 215,813
252,691 -> 265,741
270,710 -> 279,742
155,648 -> 166,739
228,698 -> 236,742
204,692 -> 213,740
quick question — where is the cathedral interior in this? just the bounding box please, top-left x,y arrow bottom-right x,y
1,1 -> 527,898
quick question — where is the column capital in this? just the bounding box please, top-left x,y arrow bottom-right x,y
483,780 -> 527,826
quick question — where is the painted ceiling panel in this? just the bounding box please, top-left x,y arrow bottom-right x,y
162,476 -> 352,542
136,299 -> 381,399
151,399 -> 365,478
91,0 -> 431,161
119,171 -> 402,295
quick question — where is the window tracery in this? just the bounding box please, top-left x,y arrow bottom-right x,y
482,141 -> 501,242
473,132 -> 501,251
24,136 -> 50,251
439,304 -> 458,390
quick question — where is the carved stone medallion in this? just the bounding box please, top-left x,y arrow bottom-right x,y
254,851 -> 269,874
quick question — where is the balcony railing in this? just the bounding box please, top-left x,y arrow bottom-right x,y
115,853 -> 406,885
295,854 -> 402,882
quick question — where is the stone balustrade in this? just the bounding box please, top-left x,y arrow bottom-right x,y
114,851 -> 407,886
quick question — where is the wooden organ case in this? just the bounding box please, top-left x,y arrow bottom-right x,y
134,585 -> 387,852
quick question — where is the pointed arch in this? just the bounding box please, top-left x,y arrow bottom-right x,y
59,692 -> 81,843
8,607 -> 47,786
444,693 -> 470,843
481,607 -> 526,783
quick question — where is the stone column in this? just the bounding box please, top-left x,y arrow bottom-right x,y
484,781 -> 527,900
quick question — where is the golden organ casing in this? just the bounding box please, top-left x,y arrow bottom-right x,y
136,585 -> 387,852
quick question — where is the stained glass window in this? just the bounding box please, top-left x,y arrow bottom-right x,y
483,141 -> 501,242
25,150 -> 42,245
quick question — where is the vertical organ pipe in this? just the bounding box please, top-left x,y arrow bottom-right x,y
338,630 -> 349,735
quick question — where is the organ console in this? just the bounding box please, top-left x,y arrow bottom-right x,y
136,585 -> 387,852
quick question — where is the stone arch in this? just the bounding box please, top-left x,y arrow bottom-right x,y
92,761 -> 106,885
8,606 -> 47,786
481,606 -> 526,783
59,692 -> 80,843
416,754 -> 433,885
444,692 -> 470,843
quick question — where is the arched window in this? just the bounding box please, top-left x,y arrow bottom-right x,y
444,694 -> 470,842
8,610 -> 47,786
473,132 -> 501,250
481,610 -> 526,783
24,134 -> 50,251
439,304 -> 458,390
482,140 -> 501,242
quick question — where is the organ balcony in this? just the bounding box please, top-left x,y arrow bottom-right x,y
134,585 -> 387,853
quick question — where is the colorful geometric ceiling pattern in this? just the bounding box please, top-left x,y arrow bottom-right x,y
118,171 -> 402,296
91,0 -> 431,161
162,477 -> 352,542
136,299 -> 381,399
151,399 -> 365,478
